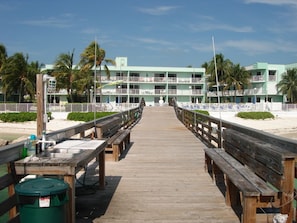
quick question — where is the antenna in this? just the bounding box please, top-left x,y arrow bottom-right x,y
212,36 -> 223,148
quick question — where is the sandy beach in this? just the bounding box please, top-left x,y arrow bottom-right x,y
0,119 -> 82,143
210,111 -> 297,140
0,110 -> 297,143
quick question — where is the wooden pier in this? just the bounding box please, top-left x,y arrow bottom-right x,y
75,106 -> 240,223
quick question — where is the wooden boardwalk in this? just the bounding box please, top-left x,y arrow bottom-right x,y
75,106 -> 240,223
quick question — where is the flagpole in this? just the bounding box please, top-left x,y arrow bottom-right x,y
212,36 -> 222,147
94,37 -> 97,124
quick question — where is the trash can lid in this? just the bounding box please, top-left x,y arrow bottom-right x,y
15,178 -> 68,197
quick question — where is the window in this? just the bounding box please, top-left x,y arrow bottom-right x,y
269,70 -> 276,76
268,70 -> 276,81
192,73 -> 202,78
129,97 -> 139,103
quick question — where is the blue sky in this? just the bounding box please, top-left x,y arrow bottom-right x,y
1,0 -> 297,67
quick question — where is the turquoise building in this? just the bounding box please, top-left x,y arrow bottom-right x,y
39,57 -> 297,108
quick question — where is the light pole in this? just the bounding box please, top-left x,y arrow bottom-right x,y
89,86 -> 93,103
189,86 -> 192,104
43,74 -> 55,132
36,74 -> 55,137
253,87 -> 257,110
118,85 -> 121,104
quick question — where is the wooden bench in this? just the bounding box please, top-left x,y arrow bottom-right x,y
96,117 -> 122,139
96,117 -> 131,161
204,129 -> 296,223
105,129 -> 131,161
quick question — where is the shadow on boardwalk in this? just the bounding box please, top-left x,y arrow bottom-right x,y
75,106 -> 240,223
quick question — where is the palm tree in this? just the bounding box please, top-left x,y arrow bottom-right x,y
225,64 -> 251,103
205,53 -> 233,102
1,53 -> 36,102
0,44 -> 8,101
72,68 -> 93,101
201,62 -> 210,102
25,61 -> 40,101
276,68 -> 297,103
207,53 -> 232,86
53,49 -> 76,102
79,41 -> 115,103
0,44 -> 7,71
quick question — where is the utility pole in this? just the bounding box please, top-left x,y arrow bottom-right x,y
36,74 -> 44,137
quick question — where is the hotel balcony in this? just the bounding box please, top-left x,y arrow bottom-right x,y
100,76 -> 205,84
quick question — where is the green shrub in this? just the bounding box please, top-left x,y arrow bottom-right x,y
236,112 -> 274,120
0,112 -> 52,122
0,112 -> 37,122
194,110 -> 209,122
67,112 -> 118,122
195,110 -> 210,116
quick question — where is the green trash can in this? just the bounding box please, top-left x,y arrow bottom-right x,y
15,177 -> 69,223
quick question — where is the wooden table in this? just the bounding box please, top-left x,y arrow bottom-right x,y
15,139 -> 107,223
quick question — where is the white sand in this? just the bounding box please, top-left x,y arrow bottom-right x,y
0,110 -> 297,141
210,111 -> 297,140
0,119 -> 82,135
0,119 -> 83,144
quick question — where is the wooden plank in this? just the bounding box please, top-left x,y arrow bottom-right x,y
214,149 -> 276,197
0,194 -> 18,217
0,173 -> 14,190
113,130 -> 130,145
204,148 -> 262,197
64,175 -> 75,223
224,141 -> 283,189
86,106 -> 241,223
242,196 -> 257,223
223,129 -> 284,173
96,117 -> 121,139
223,128 -> 293,190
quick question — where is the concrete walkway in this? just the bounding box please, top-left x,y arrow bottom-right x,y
76,106 -> 240,223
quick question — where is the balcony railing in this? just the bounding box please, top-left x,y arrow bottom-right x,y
192,89 -> 203,95
168,89 -> 177,94
129,89 -> 140,94
101,76 -> 205,83
269,76 -> 276,81
155,89 -> 166,94
252,76 -> 264,82
154,77 -> 166,82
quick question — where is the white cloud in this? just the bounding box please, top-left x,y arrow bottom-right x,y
189,23 -> 254,33
244,0 -> 297,6
223,39 -> 297,55
132,37 -> 172,46
137,6 -> 179,16
21,14 -> 75,28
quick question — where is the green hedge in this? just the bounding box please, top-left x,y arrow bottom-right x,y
194,110 -> 209,122
194,110 -> 210,116
0,112 -> 37,122
67,112 -> 118,122
0,112 -> 116,123
236,111 -> 274,120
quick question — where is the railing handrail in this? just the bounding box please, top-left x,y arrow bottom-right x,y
0,105 -> 144,165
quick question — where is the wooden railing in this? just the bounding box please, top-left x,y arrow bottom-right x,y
0,104 -> 144,222
173,102 -> 297,221
174,105 -> 297,152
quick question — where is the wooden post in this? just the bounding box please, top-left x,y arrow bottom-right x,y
7,162 -> 17,220
36,74 -> 44,137
280,158 -> 295,223
98,150 -> 105,190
